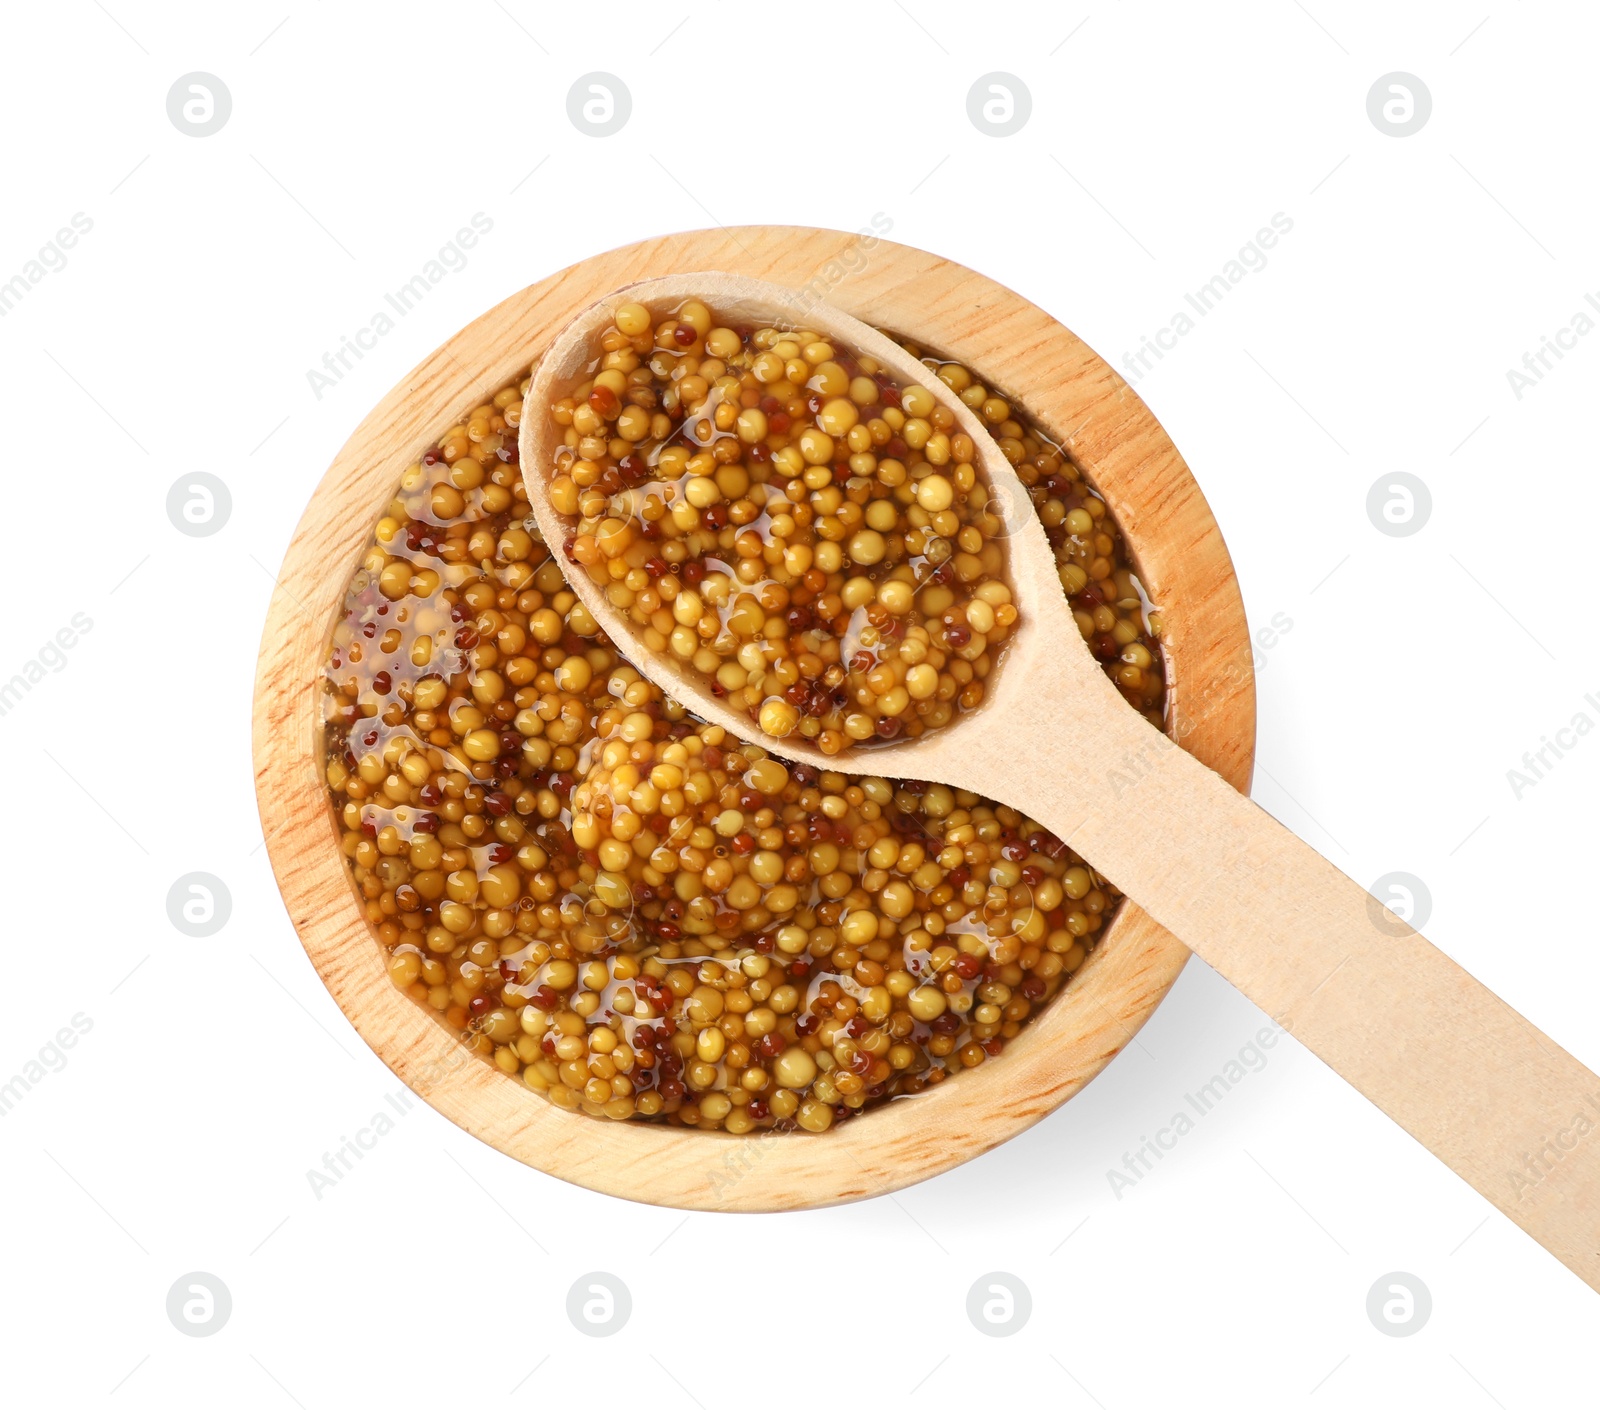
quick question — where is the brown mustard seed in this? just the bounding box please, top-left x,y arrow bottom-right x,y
320,335 -> 1165,1133
545,301 -> 1019,756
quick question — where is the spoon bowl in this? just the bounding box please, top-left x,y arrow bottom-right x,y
519,270 -> 1102,781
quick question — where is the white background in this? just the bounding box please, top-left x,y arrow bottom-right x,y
2,1 -> 1597,1405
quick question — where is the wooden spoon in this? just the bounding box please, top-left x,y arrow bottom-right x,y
522,272 -> 1600,1292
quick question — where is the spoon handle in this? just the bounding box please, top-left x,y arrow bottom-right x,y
998,714 -> 1600,1293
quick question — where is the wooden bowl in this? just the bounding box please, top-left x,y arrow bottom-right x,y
252,226 -> 1255,1211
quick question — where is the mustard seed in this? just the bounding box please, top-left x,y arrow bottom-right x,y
544,301 -> 1022,755
321,333 -> 1163,1134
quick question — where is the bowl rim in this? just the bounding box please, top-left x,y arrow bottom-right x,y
252,225 -> 1256,1212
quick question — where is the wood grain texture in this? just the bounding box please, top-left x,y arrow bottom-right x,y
252,227 -> 1254,1211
